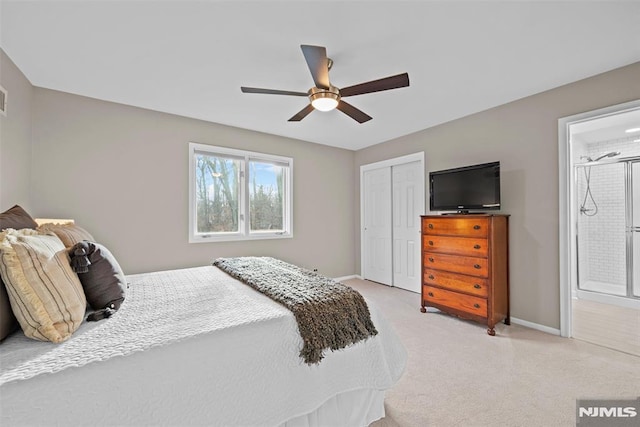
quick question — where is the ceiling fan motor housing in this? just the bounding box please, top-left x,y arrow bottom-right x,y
308,85 -> 340,111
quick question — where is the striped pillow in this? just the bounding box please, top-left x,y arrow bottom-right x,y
37,222 -> 95,248
0,229 -> 86,343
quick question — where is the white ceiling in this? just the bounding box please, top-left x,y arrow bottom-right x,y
2,1 -> 640,151
571,108 -> 640,144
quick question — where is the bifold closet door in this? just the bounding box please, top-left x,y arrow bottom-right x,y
362,161 -> 422,291
392,161 -> 422,293
362,167 -> 393,286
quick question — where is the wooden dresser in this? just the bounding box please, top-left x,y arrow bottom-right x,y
420,214 -> 510,335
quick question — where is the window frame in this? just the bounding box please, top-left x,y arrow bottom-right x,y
188,142 -> 293,243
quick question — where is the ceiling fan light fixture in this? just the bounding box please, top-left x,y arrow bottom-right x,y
240,45 -> 410,123
309,86 -> 340,112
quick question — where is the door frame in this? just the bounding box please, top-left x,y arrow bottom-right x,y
557,99 -> 640,338
360,152 -> 425,286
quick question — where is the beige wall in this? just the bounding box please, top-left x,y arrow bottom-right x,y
28,88 -> 356,276
355,61 -> 640,330
4,45 -> 640,330
0,49 -> 33,211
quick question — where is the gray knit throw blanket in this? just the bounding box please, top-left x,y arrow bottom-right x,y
213,257 -> 378,364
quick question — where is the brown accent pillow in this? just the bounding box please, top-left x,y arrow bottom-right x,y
69,241 -> 126,320
0,205 -> 38,342
0,205 -> 38,231
37,222 -> 95,248
0,229 -> 86,343
0,283 -> 16,342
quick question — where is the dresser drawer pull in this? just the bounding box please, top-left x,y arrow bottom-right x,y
473,244 -> 481,249
473,225 -> 481,230
428,240 -> 434,246
428,257 -> 434,263
474,264 -> 481,269
428,223 -> 434,229
428,274 -> 435,280
428,292 -> 434,297
473,303 -> 481,309
473,284 -> 482,289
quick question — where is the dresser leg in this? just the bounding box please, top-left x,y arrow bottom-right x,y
487,328 -> 496,336
420,306 -> 427,313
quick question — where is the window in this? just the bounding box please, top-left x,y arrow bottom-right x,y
189,143 -> 292,242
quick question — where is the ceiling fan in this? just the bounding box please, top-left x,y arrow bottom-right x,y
240,45 -> 410,124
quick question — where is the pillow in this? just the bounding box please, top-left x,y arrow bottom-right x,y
69,241 -> 126,321
0,283 -> 18,342
0,229 -> 86,343
37,222 -> 95,248
0,205 -> 38,231
0,205 -> 38,342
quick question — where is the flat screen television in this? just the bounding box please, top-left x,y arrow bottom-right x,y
429,161 -> 500,213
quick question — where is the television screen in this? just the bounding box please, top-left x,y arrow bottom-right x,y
429,161 -> 500,212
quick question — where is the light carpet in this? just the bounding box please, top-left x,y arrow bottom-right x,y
342,279 -> 640,427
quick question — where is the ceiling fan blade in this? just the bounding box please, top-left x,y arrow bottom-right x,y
300,45 -> 331,90
241,87 -> 308,96
288,104 -> 315,122
336,101 -> 372,124
339,72 -> 409,97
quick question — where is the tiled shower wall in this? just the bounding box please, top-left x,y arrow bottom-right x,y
575,136 -> 640,293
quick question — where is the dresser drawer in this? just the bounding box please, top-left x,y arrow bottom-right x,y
422,217 -> 489,238
423,252 -> 488,277
423,285 -> 487,317
422,235 -> 489,257
423,269 -> 489,297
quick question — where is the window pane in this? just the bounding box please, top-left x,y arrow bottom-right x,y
249,160 -> 285,232
189,142 -> 292,242
195,153 -> 240,233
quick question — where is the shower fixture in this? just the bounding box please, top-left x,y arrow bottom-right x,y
580,164 -> 598,216
578,151 -> 622,216
581,151 -> 621,163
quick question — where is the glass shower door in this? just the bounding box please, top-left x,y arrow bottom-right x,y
633,161 -> 639,297
576,161 -> 627,296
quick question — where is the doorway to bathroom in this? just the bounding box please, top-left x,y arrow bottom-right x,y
559,100 -> 640,356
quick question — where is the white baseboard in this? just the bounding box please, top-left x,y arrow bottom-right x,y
510,317 -> 561,336
333,277 -> 562,337
333,274 -> 361,282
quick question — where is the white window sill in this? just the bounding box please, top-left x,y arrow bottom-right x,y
189,232 -> 293,244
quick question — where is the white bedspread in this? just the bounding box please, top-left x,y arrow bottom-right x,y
0,266 -> 407,426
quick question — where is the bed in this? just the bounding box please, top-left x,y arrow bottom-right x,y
0,262 -> 407,426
